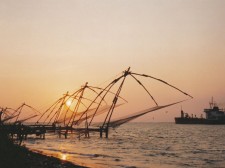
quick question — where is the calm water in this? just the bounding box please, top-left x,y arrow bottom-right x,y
24,123 -> 225,168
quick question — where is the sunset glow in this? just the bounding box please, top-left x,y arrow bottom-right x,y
1,0 -> 225,122
2,1 -> 225,168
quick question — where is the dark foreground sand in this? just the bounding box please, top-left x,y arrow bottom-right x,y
0,131 -> 87,168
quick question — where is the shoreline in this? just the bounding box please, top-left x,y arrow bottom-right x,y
24,148 -> 88,168
28,147 -> 90,168
0,131 -> 87,168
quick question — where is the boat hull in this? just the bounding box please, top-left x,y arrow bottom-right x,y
175,117 -> 225,125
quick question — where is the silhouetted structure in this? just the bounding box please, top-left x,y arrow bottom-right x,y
1,67 -> 192,141
175,98 -> 225,124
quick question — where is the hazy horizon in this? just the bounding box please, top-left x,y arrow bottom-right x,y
1,0 -> 225,122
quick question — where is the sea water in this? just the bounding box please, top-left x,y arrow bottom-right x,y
24,123 -> 225,168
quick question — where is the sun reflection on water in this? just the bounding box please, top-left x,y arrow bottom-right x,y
60,153 -> 67,161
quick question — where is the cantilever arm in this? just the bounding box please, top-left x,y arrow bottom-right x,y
130,74 -> 158,106
88,86 -> 128,103
131,72 -> 193,99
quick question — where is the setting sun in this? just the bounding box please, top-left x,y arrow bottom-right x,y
66,100 -> 72,107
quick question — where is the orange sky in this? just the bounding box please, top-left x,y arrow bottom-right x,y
1,0 -> 225,122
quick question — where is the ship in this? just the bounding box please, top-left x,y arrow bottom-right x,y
175,98 -> 225,124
